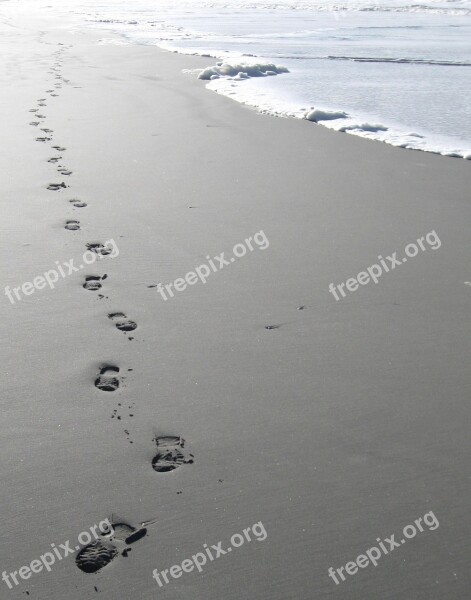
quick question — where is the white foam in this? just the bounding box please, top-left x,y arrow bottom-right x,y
338,122 -> 389,132
197,61 -> 289,80
305,108 -> 348,122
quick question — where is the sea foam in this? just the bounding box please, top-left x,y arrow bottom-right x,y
305,108 -> 348,122
197,62 -> 289,80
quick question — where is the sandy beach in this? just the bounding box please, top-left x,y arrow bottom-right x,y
1,2 -> 470,599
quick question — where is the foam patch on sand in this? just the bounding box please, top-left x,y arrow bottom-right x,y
197,62 -> 289,81
305,108 -> 348,122
338,122 -> 389,133
305,111 -> 471,157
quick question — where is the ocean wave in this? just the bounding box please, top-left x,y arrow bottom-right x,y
180,1 -> 471,15
271,54 -> 471,66
326,56 -> 471,67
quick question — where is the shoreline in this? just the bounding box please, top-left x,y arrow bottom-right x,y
86,8 -> 471,161
1,3 -> 471,599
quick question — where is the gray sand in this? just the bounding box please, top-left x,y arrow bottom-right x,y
0,3 -> 470,599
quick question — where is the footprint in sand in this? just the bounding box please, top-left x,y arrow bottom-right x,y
29,108 -> 38,113
36,136 -> 52,143
76,516 -> 155,574
52,145 -> 66,151
58,168 -> 72,176
83,275 -> 106,291
152,435 -> 194,472
41,128 -> 53,133
48,156 -> 62,163
108,312 -> 138,333
29,122 -> 40,126
47,182 -> 67,191
86,242 -> 113,257
65,220 -> 80,231
75,540 -> 118,574
70,199 -> 87,208
36,114 -> 46,119
95,365 -> 120,392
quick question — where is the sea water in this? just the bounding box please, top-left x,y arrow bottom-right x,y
84,0 -> 471,158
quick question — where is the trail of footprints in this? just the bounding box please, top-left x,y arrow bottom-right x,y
29,43 -> 195,579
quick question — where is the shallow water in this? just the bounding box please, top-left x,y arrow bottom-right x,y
86,1 -> 471,156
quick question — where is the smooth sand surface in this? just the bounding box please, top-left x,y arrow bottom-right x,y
1,2 -> 470,599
